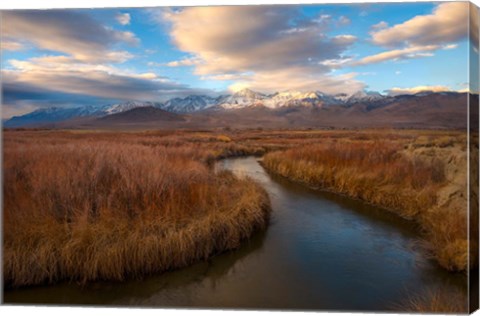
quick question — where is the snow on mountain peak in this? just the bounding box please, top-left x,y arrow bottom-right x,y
161,95 -> 217,113
218,89 -> 267,109
4,89 -> 394,127
232,88 -> 265,98
105,101 -> 159,115
348,90 -> 384,103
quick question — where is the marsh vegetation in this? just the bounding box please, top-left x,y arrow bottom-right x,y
3,130 -> 270,287
3,129 -> 474,311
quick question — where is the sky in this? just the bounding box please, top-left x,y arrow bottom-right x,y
1,1 -> 479,118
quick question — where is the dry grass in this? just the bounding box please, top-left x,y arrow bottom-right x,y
3,131 -> 271,287
3,128 -> 474,288
262,130 -> 473,272
264,141 -> 444,218
403,288 -> 467,313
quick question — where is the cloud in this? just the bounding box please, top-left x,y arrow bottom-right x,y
370,21 -> 388,32
225,67 -> 364,94
1,38 -> 25,51
443,44 -> 458,50
386,85 -> 451,96
338,16 -> 351,26
0,10 -> 179,118
116,13 -> 131,25
2,10 -> 140,63
350,3 -> 470,67
371,2 -> 468,48
332,35 -> 357,45
156,6 -> 364,94
319,57 -> 354,68
353,45 -> 439,66
166,57 -> 202,67
3,56 -> 214,118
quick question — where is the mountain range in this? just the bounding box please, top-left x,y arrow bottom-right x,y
3,89 -> 474,129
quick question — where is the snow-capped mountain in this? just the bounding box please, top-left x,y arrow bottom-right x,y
3,105 -> 108,127
262,91 -> 328,108
105,101 -> 163,115
217,89 -> 389,109
4,89 -> 403,127
217,89 -> 267,109
347,90 -> 384,103
160,95 -> 218,113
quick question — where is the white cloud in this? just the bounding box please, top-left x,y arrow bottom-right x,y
320,57 -> 354,68
116,13 -> 131,25
386,85 -> 451,96
166,57 -> 202,67
353,45 -> 439,66
443,44 -> 458,50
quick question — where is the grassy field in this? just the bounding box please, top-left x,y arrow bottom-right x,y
3,128 -> 475,289
262,130 -> 475,271
3,130 -> 271,287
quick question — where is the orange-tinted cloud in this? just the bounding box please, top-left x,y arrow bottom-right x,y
371,2 -> 468,48
157,6 -> 364,94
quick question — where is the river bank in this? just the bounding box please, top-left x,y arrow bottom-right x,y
262,135 -> 475,272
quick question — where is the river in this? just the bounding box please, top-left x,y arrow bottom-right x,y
4,157 -> 467,311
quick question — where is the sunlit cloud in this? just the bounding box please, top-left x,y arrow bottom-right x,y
225,68 -> 364,94
1,39 -> 26,51
443,44 -> 458,50
371,2 -> 468,48
353,2 -> 470,67
156,6 -> 364,94
386,85 -> 451,96
166,57 -> 202,67
1,4 -> 474,118
353,45 -> 439,66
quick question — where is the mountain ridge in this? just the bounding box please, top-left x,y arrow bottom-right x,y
3,89 -> 470,128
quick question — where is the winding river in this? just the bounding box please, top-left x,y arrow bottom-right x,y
4,157 -> 467,311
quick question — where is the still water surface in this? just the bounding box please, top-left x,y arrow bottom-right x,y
4,157 -> 467,311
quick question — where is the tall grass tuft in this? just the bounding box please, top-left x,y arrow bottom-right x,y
403,288 -> 467,313
3,133 -> 270,287
263,141 -> 444,217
